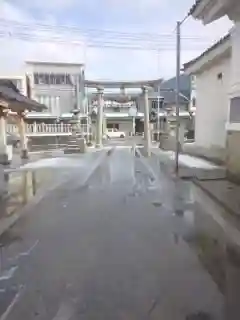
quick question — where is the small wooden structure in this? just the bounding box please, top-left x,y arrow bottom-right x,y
0,80 -> 46,164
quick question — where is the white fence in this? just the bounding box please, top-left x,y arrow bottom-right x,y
7,123 -> 91,136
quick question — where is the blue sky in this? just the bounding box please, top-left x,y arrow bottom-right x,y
0,0 -> 233,80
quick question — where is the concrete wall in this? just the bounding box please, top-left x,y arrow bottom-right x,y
195,56 -> 230,149
226,131 -> 240,179
0,167 -> 6,198
119,121 -> 132,135
32,87 -> 75,116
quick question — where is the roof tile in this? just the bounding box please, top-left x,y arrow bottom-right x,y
183,33 -> 230,70
189,0 -> 203,16
0,79 -> 46,111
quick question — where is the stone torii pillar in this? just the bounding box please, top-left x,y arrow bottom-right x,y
96,87 -> 104,148
142,86 -> 151,157
0,107 -> 9,164
17,111 -> 28,159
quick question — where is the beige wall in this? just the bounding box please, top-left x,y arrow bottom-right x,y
195,56 -> 230,148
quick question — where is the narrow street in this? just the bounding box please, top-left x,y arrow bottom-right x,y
0,147 -> 240,319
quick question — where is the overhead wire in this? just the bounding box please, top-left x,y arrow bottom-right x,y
0,18 -> 222,54
0,33 -> 212,51
0,18 -> 222,42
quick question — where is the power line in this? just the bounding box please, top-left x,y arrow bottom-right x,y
0,18 -> 222,42
0,27 -> 216,50
0,31 -> 211,51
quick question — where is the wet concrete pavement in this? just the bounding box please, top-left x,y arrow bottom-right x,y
0,148 -> 240,319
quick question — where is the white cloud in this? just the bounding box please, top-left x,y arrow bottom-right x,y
0,1 -> 31,21
0,0 -> 234,81
5,0 -> 77,11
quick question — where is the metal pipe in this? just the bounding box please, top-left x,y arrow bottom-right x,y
143,86 -> 151,157
175,21 -> 181,174
76,75 -> 80,111
157,85 -> 160,141
96,87 -> 104,148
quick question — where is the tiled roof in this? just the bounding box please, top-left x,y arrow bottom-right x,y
189,0 -> 203,15
0,79 -> 46,111
183,33 -> 230,70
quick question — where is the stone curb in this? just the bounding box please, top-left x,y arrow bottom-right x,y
151,149 -> 226,180
0,149 -> 112,237
151,149 -> 238,219
192,178 -> 238,218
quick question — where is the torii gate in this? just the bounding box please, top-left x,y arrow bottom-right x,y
85,79 -> 162,157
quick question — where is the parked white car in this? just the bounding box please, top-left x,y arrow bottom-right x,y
105,128 -> 125,139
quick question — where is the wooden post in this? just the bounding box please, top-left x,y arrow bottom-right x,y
142,86 -> 151,157
0,108 -> 9,164
96,87 -> 104,148
17,111 -> 28,159
31,171 -> 37,195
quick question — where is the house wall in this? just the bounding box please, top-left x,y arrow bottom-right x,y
26,63 -> 85,116
194,56 -> 230,149
226,22 -> 240,177
226,131 -> 240,179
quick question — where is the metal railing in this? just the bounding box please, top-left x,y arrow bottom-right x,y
7,123 -> 91,136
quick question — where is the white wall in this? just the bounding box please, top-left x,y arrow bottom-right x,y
228,22 -> 240,125
119,121 -> 132,134
195,56 -> 230,148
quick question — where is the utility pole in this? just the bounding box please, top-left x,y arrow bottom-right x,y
175,21 -> 181,174
143,86 -> 151,157
157,84 -> 160,141
76,75 -> 80,111
96,87 -> 104,148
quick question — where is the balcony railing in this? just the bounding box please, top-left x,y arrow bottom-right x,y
7,123 -> 91,136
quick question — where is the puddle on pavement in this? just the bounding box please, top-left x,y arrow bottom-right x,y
0,153 -> 103,217
3,151 -> 240,319
0,168 -> 68,218
169,183 -> 240,319
152,201 -> 163,208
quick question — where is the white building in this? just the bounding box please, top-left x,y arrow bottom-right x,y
0,76 -> 28,96
25,61 -> 85,120
184,34 -> 231,161
186,0 -> 240,177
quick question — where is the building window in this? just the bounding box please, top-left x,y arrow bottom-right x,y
33,73 -> 76,85
192,97 -> 196,108
81,118 -> 87,125
152,100 -> 157,109
66,74 -> 72,85
34,73 -> 39,85
107,123 -> 119,130
152,100 -> 164,109
49,73 -> 55,85
230,97 -> 240,123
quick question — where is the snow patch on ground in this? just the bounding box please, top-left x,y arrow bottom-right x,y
179,154 -> 220,169
153,149 -> 222,170
19,157 -> 88,170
